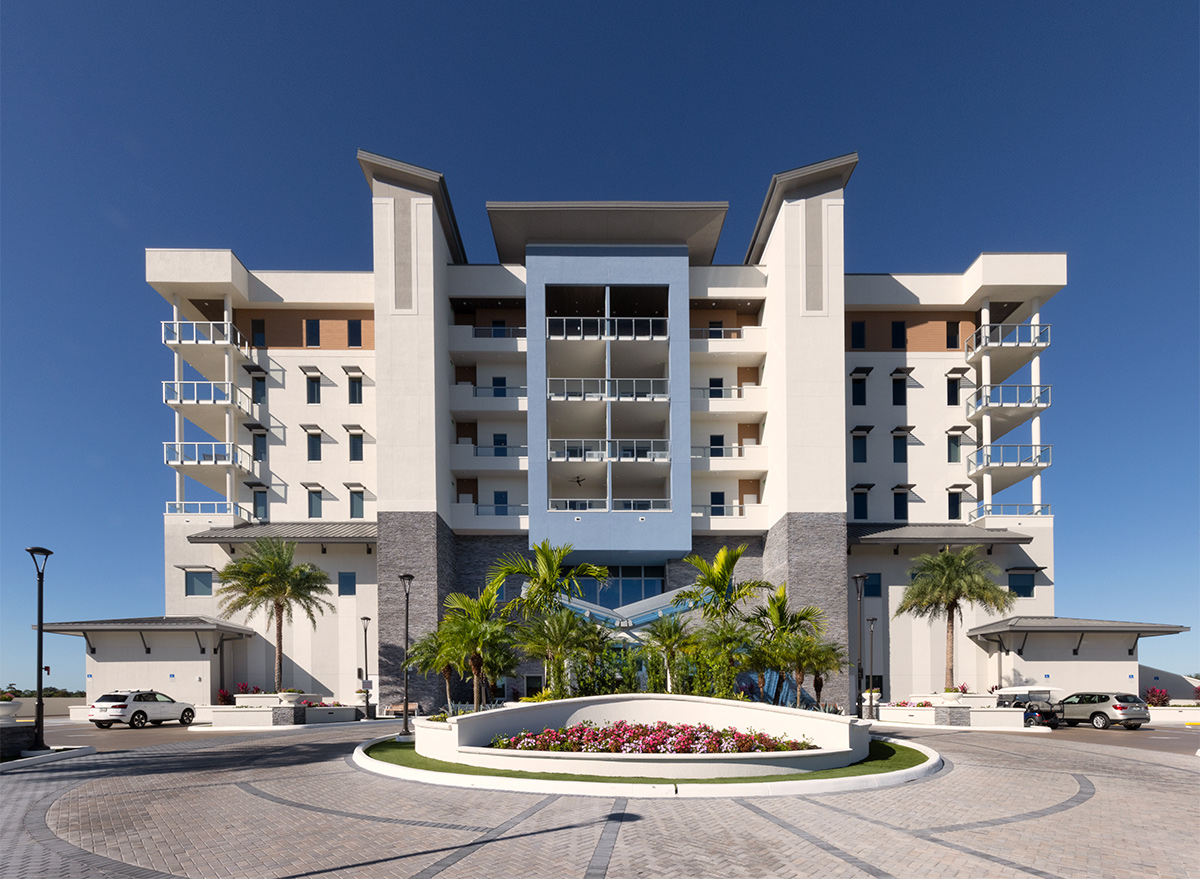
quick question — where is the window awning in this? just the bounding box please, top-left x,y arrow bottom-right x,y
891,366 -> 914,376
850,425 -> 873,435
342,365 -> 364,377
850,366 -> 874,377
299,365 -> 322,377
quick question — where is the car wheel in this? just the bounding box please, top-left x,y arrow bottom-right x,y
1090,713 -> 1111,730
1047,722 -> 1059,730
180,708 -> 194,725
93,721 -> 112,729
1066,720 -> 1079,727
150,720 -> 164,726
1024,716 -> 1036,727
1123,723 -> 1142,730
129,711 -> 148,729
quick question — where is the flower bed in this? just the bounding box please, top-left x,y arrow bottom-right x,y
491,720 -> 814,754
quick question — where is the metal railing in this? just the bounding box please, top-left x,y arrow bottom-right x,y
967,444 -> 1052,473
546,317 -> 668,340
691,445 -> 761,459
965,385 -> 1051,415
692,504 -> 750,518
470,326 -> 526,339
163,381 -> 252,412
162,320 -> 251,353
471,385 -> 527,398
612,498 -> 672,511
967,503 -> 1052,521
549,499 -> 608,511
965,323 -> 1051,355
474,503 -> 528,517
163,442 -> 251,469
547,378 -> 669,400
547,439 -> 669,460
548,439 -> 607,460
610,439 -> 670,461
165,501 -> 251,519
689,327 -> 746,340
473,444 -> 528,457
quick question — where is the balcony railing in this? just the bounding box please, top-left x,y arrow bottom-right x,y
691,386 -> 755,400
612,498 -> 672,511
475,503 -> 528,517
162,320 -> 251,353
692,504 -> 750,517
549,499 -> 608,511
165,501 -> 252,520
967,504 -> 1052,521
548,439 -> 607,461
470,326 -> 527,338
163,381 -> 252,411
472,444 -> 528,457
967,444 -> 1052,473
547,439 -> 669,461
546,317 -> 668,340
163,442 -> 251,469
965,323 -> 1051,356
472,385 -> 527,398
965,385 -> 1051,416
547,378 -> 669,400
691,445 -> 761,459
689,327 -> 747,340
610,439 -> 670,461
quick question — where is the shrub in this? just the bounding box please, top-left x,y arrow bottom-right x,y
1194,684 -> 1200,700
491,720 -> 815,754
1144,687 -> 1170,707
217,689 -> 234,705
0,692 -> 15,702
518,690 -> 557,703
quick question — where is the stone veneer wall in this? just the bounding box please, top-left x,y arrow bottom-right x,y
763,513 -> 850,709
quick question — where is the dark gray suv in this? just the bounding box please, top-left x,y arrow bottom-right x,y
1058,692 -> 1149,730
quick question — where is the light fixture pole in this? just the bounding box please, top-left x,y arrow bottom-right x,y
26,547 -> 53,753
867,617 -> 878,720
399,574 -> 414,736
360,616 -> 371,714
852,573 -> 866,718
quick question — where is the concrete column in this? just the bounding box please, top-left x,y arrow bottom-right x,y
173,296 -> 185,504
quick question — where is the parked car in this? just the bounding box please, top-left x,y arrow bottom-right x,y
1057,692 -> 1149,730
994,686 -> 1065,708
1023,700 -> 1061,729
87,690 -> 195,729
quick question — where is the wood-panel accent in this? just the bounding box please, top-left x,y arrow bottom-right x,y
456,478 -> 478,503
455,365 -> 477,385
456,423 -> 478,443
738,479 -> 761,505
737,422 -> 761,444
845,311 -> 976,352
234,309 -> 375,350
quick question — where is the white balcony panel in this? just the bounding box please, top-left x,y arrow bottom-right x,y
448,502 -> 529,534
165,501 -> 252,522
163,381 -> 254,437
449,384 -> 529,417
967,504 -> 1052,523
449,443 -> 529,473
163,442 -> 253,493
690,503 -> 770,535
690,444 -> 768,475
689,325 -> 767,366
162,321 -> 253,382
965,323 -> 1051,383
965,385 -> 1051,439
446,325 -> 527,363
690,385 -> 768,419
967,444 -> 1052,494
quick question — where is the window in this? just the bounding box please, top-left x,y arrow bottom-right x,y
893,435 -> 907,463
710,434 -> 725,458
185,570 -> 213,596
892,377 -> 906,406
709,377 -> 724,399
252,376 -> 266,404
492,319 -> 506,339
493,433 -> 508,458
863,573 -> 882,598
253,489 -> 268,520
493,490 -> 508,516
893,491 -> 908,521
307,376 -> 321,404
891,321 -> 906,349
525,675 -> 544,696
305,319 -> 321,347
853,492 -> 868,520
338,572 -> 357,596
708,320 -> 723,339
348,376 -> 363,404
946,321 -> 960,349
252,432 -> 267,462
850,320 -> 866,349
948,491 -> 962,520
307,432 -> 322,461
492,376 -> 507,398
251,319 -> 266,347
711,491 -> 726,516
948,434 -> 962,463
308,489 -> 322,518
1009,573 -> 1035,598
852,378 -> 866,406
347,319 -> 362,348
852,435 -> 867,463
349,433 -> 364,461
947,378 -> 960,406
350,490 -> 364,519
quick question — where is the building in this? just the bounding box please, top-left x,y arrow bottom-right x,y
45,151 -> 1188,708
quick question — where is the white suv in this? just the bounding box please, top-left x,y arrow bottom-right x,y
88,691 -> 195,729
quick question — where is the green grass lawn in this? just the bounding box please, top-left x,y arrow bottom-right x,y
364,739 -> 927,786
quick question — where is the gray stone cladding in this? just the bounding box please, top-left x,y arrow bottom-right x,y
763,512 -> 850,709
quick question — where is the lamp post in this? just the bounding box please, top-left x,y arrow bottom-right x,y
867,617 -> 878,720
399,574 -> 414,736
852,573 -> 866,718
360,616 -> 371,714
26,547 -> 53,753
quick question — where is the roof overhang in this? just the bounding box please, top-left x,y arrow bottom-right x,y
39,616 -> 255,637
745,152 -> 859,265
486,202 -> 728,266
188,522 -> 378,545
967,617 -> 1190,639
357,150 -> 467,264
847,523 -> 1032,547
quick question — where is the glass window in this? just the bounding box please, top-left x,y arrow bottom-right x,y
305,319 -> 320,347
185,570 -> 213,596
947,378 -> 960,406
492,376 -> 507,398
307,432 -> 321,461
948,491 -> 962,520
349,377 -> 363,404
347,319 -> 362,348
892,377 -> 907,406
709,377 -> 724,399
853,492 -> 868,520
852,378 -> 866,406
308,489 -> 322,519
338,572 -> 357,596
893,492 -> 908,521
893,435 -> 907,463
492,319 -> 506,339
1009,573 -> 1035,598
946,321 -> 960,349
863,573 -> 882,598
252,432 -> 267,462
852,434 -> 867,463
710,434 -> 725,458
493,490 -> 508,516
252,376 -> 266,404
349,433 -> 364,461
350,490 -> 364,519
493,433 -> 508,458
891,321 -> 906,349
708,320 -> 723,339
251,319 -> 266,347
850,320 -> 866,349
948,434 -> 962,463
253,490 -> 268,520
307,376 -> 321,404
710,491 -> 726,516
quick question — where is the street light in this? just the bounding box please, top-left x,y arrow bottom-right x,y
360,616 -> 371,715
867,617 -> 878,720
399,573 -> 414,736
26,546 -> 53,753
851,573 -> 867,718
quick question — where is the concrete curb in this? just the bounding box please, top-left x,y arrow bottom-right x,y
869,720 -> 1052,733
188,718 -> 407,733
349,733 -> 943,799
0,746 -> 97,773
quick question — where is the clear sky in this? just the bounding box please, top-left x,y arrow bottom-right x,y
2,4 -> 1197,689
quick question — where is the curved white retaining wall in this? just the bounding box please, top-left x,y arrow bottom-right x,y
415,693 -> 871,779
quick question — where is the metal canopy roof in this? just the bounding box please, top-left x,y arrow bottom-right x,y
40,616 -> 255,636
847,523 -> 1032,546
967,616 -> 1189,639
188,522 -> 377,545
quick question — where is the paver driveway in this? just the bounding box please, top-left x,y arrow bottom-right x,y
3,724 -> 1197,878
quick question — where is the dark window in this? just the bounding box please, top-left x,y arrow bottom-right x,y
338,572 -> 357,596
853,492 -> 868,520
308,490 -> 322,518
493,433 -> 508,458
349,376 -> 363,404
350,491 -> 364,519
253,490 -> 268,520
349,433 -> 364,461
251,319 -> 266,347
305,319 -> 321,347
891,321 -> 906,349
710,491 -> 726,516
850,321 -> 866,349
1009,573 -> 1035,598
946,321 -> 960,349
307,432 -> 321,461
709,377 -> 724,399
492,319 -> 506,339
710,434 -> 725,458
852,435 -> 867,463
708,320 -> 723,339
892,378 -> 907,406
863,573 -> 882,598
307,376 -> 321,404
492,376 -> 507,398
852,378 -> 866,406
252,376 -> 266,404
893,492 -> 908,521
947,378 -> 960,406
948,434 -> 962,463
893,435 -> 908,463
347,319 -> 362,348
948,491 -> 962,520
493,490 -> 508,516
185,570 -> 213,596
252,433 -> 267,462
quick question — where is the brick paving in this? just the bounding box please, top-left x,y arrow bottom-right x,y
3,726 -> 1197,879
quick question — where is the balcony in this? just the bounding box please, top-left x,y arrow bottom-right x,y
547,439 -> 670,462
449,383 -> 528,416
163,381 -> 253,437
163,442 -> 252,493
967,444 -> 1052,493
162,321 -> 252,382
967,503 -> 1052,523
447,325 -> 527,362
165,501 -> 252,521
449,502 -> 529,534
547,378 -> 669,401
690,385 -> 768,418
549,499 -> 609,511
691,444 -> 768,475
965,385 -> 1051,439
690,503 -> 770,534
546,317 -> 668,341
449,442 -> 529,473
965,323 -> 1051,383
689,325 -> 767,365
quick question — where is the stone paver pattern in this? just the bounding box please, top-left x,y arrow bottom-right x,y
3,725 -> 1197,879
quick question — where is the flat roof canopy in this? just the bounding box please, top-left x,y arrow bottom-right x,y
40,616 -> 255,636
967,616 -> 1189,639
188,522 -> 377,545
847,523 -> 1032,547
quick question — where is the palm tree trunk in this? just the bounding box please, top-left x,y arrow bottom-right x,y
945,614 -> 955,692
274,601 -> 284,692
442,667 -> 452,711
813,674 -> 824,704
795,664 -> 805,708
665,654 -> 673,694
757,671 -> 765,701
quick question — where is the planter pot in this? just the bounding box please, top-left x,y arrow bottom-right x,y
940,692 -> 962,703
0,701 -> 22,724
278,692 -> 305,705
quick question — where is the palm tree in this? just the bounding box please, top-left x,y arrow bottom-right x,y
775,631 -> 821,709
744,584 -> 825,700
696,616 -> 753,699
518,609 -> 585,698
577,622 -> 613,675
216,538 -> 334,692
487,540 -> 609,619
406,629 -> 459,712
670,544 -> 769,620
440,583 -> 514,711
807,640 -> 850,706
895,544 -> 1015,691
641,614 -> 693,693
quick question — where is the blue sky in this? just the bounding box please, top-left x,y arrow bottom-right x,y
2,4 -> 1197,689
